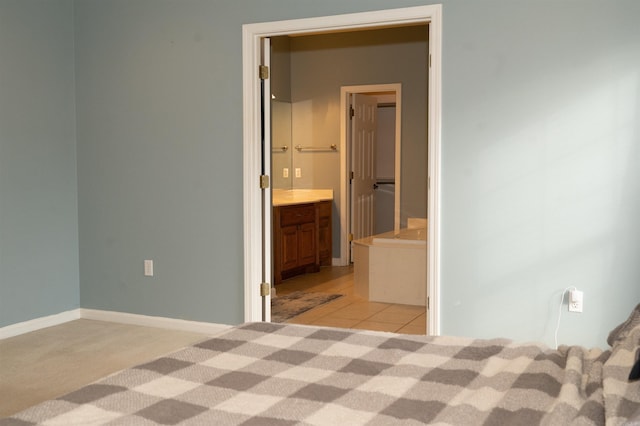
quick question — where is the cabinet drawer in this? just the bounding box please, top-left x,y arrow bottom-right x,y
280,204 -> 315,226
317,200 -> 331,217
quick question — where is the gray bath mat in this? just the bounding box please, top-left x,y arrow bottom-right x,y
271,291 -> 342,323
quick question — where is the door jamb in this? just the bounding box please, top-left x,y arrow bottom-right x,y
242,5 -> 442,335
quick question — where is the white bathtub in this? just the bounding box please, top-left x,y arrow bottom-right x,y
353,227 -> 427,306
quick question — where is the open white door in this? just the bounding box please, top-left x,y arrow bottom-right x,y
259,37 -> 272,321
350,93 -> 378,261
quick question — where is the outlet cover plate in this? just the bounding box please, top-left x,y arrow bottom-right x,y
568,289 -> 583,313
144,259 -> 154,277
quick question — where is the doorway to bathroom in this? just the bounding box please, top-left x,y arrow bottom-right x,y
342,84 -> 402,263
242,5 -> 442,335
268,31 -> 421,330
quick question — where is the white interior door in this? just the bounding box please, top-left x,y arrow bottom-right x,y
350,93 -> 378,260
260,37 -> 272,322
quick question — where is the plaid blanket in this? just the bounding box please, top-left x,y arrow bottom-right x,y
3,322 -> 640,425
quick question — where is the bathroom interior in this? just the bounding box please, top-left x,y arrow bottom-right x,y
269,25 -> 429,333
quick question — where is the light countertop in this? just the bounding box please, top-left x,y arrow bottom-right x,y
272,189 -> 333,206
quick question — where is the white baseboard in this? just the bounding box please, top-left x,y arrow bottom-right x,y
332,257 -> 349,267
80,309 -> 231,336
0,309 -> 81,340
0,309 -> 231,340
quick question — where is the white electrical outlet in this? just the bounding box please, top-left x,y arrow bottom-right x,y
295,168 -> 302,178
283,168 -> 289,178
144,259 -> 154,277
568,289 -> 583,313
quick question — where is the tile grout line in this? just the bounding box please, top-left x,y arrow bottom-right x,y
277,266 -> 425,334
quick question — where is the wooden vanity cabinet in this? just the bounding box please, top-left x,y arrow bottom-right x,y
273,200 -> 332,284
273,203 -> 318,284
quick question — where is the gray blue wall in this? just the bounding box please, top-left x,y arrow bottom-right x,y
3,0 -> 639,348
73,0 -> 246,323
0,0 -> 79,327
288,27 -> 429,257
441,1 -> 640,347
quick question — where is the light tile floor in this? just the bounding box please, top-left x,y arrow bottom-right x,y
273,265 -> 426,335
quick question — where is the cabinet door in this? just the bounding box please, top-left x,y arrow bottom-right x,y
318,216 -> 331,266
317,201 -> 332,266
298,222 -> 316,266
281,225 -> 299,271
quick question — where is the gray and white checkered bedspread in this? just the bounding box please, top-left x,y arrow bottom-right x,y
4,322 -> 640,425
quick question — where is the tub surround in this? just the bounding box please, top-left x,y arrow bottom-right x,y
353,227 -> 427,306
371,227 -> 426,246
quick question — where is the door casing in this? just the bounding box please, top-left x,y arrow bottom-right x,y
242,5 -> 442,335
341,84 -> 401,265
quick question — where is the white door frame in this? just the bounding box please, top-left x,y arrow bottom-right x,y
341,84 -> 402,265
242,5 -> 442,335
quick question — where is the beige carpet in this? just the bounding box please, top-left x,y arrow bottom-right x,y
0,319 -> 212,417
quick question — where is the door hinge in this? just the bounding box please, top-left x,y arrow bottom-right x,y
259,175 -> 270,189
259,65 -> 269,80
349,105 -> 355,119
427,297 -> 430,310
429,54 -> 432,69
350,171 -> 354,181
260,282 -> 270,297
348,233 -> 353,242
